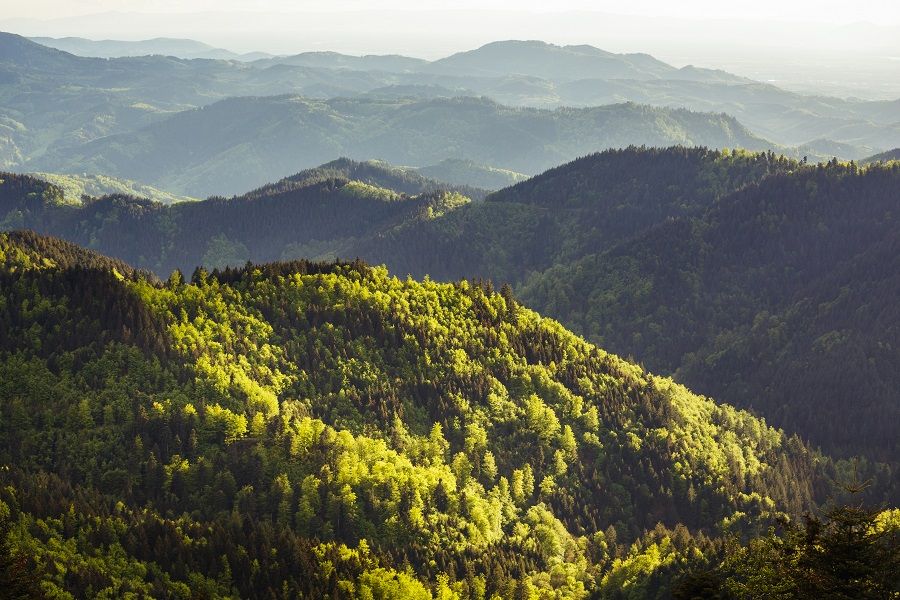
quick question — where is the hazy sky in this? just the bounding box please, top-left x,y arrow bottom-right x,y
3,0 -> 900,24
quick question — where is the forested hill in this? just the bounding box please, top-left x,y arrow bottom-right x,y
3,148 -> 900,462
0,167 -> 472,273
0,230 -> 866,598
862,147 -> 900,164
358,146 -> 800,283
1,147 -> 795,277
241,157 -> 488,201
514,160 -> 900,460
31,95 -> 768,196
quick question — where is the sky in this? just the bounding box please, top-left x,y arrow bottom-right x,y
3,0 -> 900,24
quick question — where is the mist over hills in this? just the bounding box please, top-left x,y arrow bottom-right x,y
422,40 -> 748,83
2,32 -> 899,196
30,94 -> 766,196
28,35 -> 274,61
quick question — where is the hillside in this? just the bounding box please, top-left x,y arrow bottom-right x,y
0,148 -> 785,275
417,158 -> 528,190
357,147 -> 799,283
862,147 -> 900,163
4,148 -> 900,462
28,171 -> 197,204
351,150 -> 900,460
0,229 -> 842,598
514,160 -> 900,459
0,167 -> 471,273
5,31 -> 898,192
30,95 -> 768,196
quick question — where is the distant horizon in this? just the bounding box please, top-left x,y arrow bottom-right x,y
8,11 -> 899,100
4,7 -> 899,58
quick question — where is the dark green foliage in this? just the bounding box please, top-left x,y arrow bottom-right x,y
0,231 -> 850,598
5,147 -> 899,464
0,167 -> 470,275
686,502 -> 900,599
517,159 -> 900,461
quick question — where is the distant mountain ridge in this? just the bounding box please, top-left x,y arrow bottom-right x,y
2,31 -> 898,196
31,95 -> 769,196
28,35 -> 273,61
424,40 -> 750,83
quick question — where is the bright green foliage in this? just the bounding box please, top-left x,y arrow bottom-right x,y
29,172 -> 197,205
0,230 -> 865,598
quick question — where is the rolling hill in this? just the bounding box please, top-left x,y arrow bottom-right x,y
28,35 -> 274,61
3,31 -> 899,194
27,171 -> 197,204
0,229 -> 842,598
416,158 -> 528,190
30,95 -> 769,196
862,147 -> 900,163
6,147 -> 897,462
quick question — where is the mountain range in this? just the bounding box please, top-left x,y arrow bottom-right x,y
30,95 -> 766,196
3,147 -> 898,465
28,35 -> 274,61
2,32 -> 899,196
1,25 -> 898,598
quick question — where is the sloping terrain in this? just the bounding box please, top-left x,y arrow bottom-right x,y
0,229 -> 833,598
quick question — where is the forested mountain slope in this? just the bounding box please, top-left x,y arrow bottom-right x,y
0,148 -> 790,277
516,160 -> 900,459
31,95 -> 767,196
0,230 -> 850,598
358,147 -> 798,283
0,167 -> 470,273
243,157 -> 488,201
4,148 -> 899,462
862,147 -> 900,164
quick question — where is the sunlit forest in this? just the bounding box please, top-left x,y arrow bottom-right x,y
0,231 -> 896,598
0,7 -> 899,597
